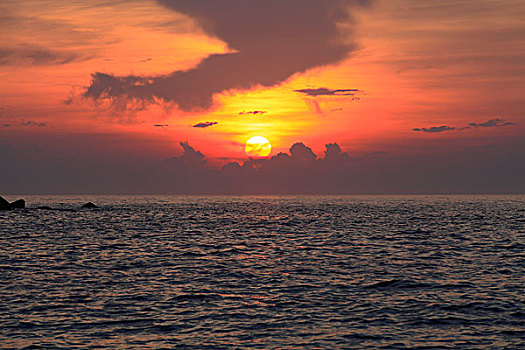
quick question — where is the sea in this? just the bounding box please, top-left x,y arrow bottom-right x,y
0,195 -> 523,349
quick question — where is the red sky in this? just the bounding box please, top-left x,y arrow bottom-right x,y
1,0 -> 524,193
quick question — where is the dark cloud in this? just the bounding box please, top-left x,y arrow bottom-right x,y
413,126 -> 456,133
21,120 -> 47,127
1,131 -> 524,194
298,88 -> 362,115
193,121 -> 218,128
294,87 -> 360,96
323,142 -> 351,161
469,118 -> 517,128
239,111 -> 267,116
83,0 -> 372,111
165,141 -> 207,168
0,45 -> 84,66
0,120 -> 48,128
290,142 -> 317,161
154,124 -> 169,127
218,142 -> 353,193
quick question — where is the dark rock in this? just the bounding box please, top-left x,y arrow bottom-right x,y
81,202 -> 98,209
0,196 -> 12,211
10,199 -> 25,209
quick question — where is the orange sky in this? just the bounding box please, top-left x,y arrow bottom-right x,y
1,0 -> 524,193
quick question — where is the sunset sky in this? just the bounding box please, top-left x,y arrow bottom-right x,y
1,0 -> 524,194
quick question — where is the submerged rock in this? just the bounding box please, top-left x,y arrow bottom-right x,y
10,199 -> 25,209
81,202 -> 98,209
0,196 -> 12,211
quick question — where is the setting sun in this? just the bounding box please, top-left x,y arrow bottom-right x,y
245,136 -> 272,158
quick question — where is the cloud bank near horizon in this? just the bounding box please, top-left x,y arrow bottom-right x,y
83,0 -> 371,112
1,135 -> 524,194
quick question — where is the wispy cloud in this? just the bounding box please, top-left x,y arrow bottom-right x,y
21,120 -> 47,127
468,118 -> 517,128
304,99 -> 325,115
414,118 -> 517,133
239,110 -> 267,116
294,88 -> 360,97
0,45 -> 86,66
413,126 -> 456,133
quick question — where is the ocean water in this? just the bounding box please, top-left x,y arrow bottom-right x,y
0,195 -> 524,349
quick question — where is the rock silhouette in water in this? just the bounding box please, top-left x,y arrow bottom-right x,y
0,196 -> 12,211
10,199 -> 25,209
81,202 -> 98,209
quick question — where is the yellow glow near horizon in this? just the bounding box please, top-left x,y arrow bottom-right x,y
245,136 -> 272,158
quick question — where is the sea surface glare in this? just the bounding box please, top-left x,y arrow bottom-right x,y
0,195 -> 524,349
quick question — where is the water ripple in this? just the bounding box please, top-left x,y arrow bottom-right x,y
0,195 -> 524,349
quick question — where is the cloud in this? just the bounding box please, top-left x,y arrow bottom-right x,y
414,118 -> 517,133
0,45 -> 84,66
21,120 -> 47,127
413,126 -> 455,133
0,120 -> 48,128
204,143 -> 352,183
83,0 -> 372,111
297,87 -> 362,114
290,142 -> 317,161
323,142 -> 351,161
239,110 -> 267,116
468,118 -> 517,128
216,141 -> 358,193
165,141 -> 207,168
308,99 -> 324,114
154,124 -> 169,127
2,132 -> 524,194
294,87 -> 360,96
193,121 -> 218,128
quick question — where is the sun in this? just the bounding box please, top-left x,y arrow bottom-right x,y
245,136 -> 272,158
